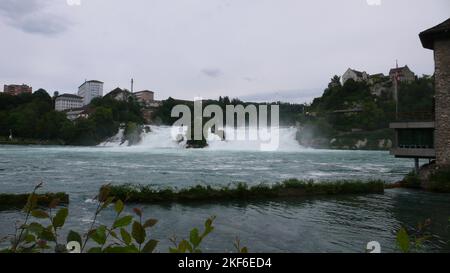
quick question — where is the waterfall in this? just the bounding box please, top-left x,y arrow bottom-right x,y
100,125 -> 303,151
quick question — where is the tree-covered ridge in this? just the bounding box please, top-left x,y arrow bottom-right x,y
152,96 -> 304,127
296,75 -> 434,149
0,90 -> 144,146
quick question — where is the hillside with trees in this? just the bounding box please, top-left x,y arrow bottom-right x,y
0,90 -> 144,145
296,75 -> 435,149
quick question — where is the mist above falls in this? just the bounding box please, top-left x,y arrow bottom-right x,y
100,125 -> 303,152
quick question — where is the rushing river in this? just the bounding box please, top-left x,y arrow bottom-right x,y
0,127 -> 449,252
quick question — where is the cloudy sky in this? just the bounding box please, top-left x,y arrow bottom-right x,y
0,0 -> 448,103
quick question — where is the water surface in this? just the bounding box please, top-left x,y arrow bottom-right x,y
0,144 -> 449,253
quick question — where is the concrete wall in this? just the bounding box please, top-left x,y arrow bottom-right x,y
434,38 -> 450,165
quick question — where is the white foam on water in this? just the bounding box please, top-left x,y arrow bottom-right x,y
206,126 -> 303,151
99,128 -> 126,147
99,125 -> 305,152
139,125 -> 187,149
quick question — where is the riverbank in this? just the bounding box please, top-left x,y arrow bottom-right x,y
0,180 -> 385,209
106,179 -> 385,204
0,137 -> 65,146
0,192 -> 68,209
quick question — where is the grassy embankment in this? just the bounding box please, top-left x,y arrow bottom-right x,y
0,192 -> 68,209
106,179 -> 385,203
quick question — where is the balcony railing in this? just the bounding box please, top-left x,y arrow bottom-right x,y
393,111 -> 435,122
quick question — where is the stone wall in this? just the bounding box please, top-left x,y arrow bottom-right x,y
434,38 -> 450,165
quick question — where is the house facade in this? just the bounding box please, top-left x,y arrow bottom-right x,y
66,108 -> 90,121
389,65 -> 415,83
55,94 -> 83,111
342,68 -> 369,84
78,80 -> 104,105
3,84 -> 32,95
134,90 -> 155,105
105,88 -> 132,101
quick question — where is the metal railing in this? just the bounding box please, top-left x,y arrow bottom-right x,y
393,111 -> 435,122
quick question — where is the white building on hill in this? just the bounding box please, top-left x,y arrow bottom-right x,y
78,80 -> 104,105
55,94 -> 83,111
342,68 -> 369,84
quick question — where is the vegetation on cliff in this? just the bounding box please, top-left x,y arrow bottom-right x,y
296,75 -> 434,149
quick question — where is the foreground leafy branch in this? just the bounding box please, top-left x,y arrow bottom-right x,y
396,219 -> 432,253
1,183 -> 240,253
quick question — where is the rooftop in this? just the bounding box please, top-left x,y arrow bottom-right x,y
347,68 -> 365,77
389,65 -> 410,74
134,90 -> 154,94
419,18 -> 450,50
56,93 -> 82,99
106,87 -> 132,96
79,80 -> 104,88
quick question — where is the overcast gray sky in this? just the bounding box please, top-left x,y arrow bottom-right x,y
0,0 -> 448,103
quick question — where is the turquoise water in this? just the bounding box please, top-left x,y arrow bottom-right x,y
0,145 -> 449,253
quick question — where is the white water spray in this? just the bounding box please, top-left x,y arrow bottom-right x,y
100,125 -> 303,151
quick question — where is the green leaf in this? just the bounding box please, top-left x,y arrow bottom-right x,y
178,240 -> 193,253
100,196 -> 115,211
189,228 -> 201,248
142,239 -> 158,253
114,200 -> 124,214
113,215 -> 133,229
31,209 -> 49,219
143,219 -> 158,228
203,225 -> 214,237
67,230 -> 82,245
110,230 -> 118,239
202,216 -> 215,237
120,228 -> 132,245
24,194 -> 38,212
24,234 -> 36,243
39,228 -> 56,242
241,247 -> 248,253
205,216 -> 215,228
397,227 -> 410,253
169,247 -> 179,253
131,221 -> 146,244
98,185 -> 111,202
28,222 -> 44,234
90,226 -> 107,245
52,207 -> 68,228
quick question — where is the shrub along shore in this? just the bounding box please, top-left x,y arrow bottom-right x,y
106,179 -> 385,204
0,180 -> 387,208
0,192 -> 69,209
